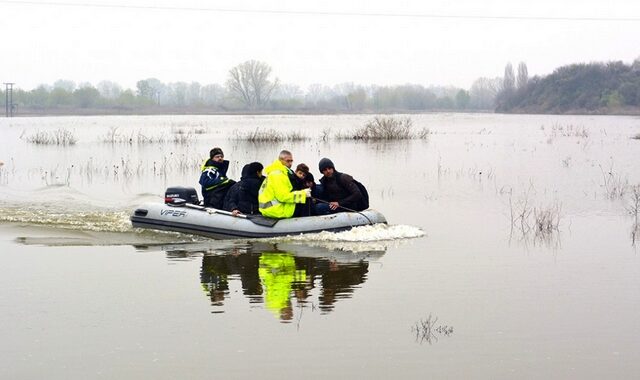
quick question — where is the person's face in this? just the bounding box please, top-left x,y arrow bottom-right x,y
257,170 -> 263,178
212,154 -> 224,163
295,170 -> 305,179
281,155 -> 293,168
322,167 -> 334,177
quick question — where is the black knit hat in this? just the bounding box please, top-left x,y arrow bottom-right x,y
318,157 -> 334,172
210,147 -> 224,158
247,161 -> 263,173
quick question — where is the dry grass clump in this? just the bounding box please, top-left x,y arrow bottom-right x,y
101,127 -> 194,145
337,117 -> 429,141
533,203 -> 562,233
629,185 -> 640,247
628,185 -> 640,225
172,127 -> 207,135
233,128 -> 309,142
509,188 -> 562,244
550,124 -> 589,138
26,129 -> 77,146
599,164 -> 628,199
411,314 -> 453,345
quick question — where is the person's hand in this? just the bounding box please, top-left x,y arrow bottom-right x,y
304,188 -> 312,197
231,209 -> 241,216
329,201 -> 339,210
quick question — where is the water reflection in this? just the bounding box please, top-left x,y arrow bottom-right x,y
172,242 -> 385,322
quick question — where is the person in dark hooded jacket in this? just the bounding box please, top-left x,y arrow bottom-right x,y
200,147 -> 235,209
223,162 -> 264,215
316,157 -> 365,214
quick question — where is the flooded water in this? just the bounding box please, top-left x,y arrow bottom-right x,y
1,113 -> 640,379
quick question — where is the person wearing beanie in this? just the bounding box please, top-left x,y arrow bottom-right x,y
316,157 -> 367,214
258,150 -> 311,219
199,147 -> 235,208
223,162 -> 264,215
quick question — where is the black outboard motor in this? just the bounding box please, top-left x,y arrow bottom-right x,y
165,186 -> 199,206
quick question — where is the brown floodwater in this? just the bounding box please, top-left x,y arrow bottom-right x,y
0,113 -> 639,379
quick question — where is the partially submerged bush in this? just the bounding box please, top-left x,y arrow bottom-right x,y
338,117 -> 428,141
26,129 -> 77,146
233,128 -> 309,142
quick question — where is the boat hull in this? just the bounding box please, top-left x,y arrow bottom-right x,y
130,202 -> 387,239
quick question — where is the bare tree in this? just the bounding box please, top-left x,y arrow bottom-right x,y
469,77 -> 502,109
503,63 -> 515,93
226,60 -> 279,109
517,62 -> 529,90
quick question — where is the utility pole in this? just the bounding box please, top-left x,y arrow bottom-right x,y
4,83 -> 15,117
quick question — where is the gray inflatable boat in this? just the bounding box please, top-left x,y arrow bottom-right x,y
130,187 -> 387,239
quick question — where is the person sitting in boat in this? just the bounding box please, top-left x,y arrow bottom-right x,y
258,150 -> 310,219
199,147 -> 235,209
316,157 -> 368,214
294,163 -> 309,188
223,162 -> 264,216
294,163 -> 323,216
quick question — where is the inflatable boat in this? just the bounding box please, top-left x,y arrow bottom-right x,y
130,187 -> 387,239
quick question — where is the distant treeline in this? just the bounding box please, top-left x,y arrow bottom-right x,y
496,60 -> 640,114
1,60 -> 500,115
5,59 -> 639,116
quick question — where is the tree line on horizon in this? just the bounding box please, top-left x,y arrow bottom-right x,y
5,58 -> 639,115
496,59 -> 640,114
1,60 -> 500,114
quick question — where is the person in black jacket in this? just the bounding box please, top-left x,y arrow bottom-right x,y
316,157 -> 364,214
223,162 -> 264,215
200,147 -> 235,209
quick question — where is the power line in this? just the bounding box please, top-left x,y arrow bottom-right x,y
1,0 -> 640,22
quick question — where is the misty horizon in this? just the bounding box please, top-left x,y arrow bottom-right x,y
2,0 -> 640,91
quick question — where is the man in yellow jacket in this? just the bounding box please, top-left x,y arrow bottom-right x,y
259,150 -> 310,218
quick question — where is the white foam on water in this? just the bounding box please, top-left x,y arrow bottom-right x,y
285,223 -> 425,242
259,224 -> 425,253
0,206 -> 133,233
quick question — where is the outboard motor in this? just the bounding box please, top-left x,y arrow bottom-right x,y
165,186 -> 199,206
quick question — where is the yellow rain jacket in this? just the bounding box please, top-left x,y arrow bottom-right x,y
258,159 -> 307,218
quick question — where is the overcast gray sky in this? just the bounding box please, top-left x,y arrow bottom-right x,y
1,0 -> 639,90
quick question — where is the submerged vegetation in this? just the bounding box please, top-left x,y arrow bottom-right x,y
25,129 -> 78,146
232,128 -> 309,142
629,185 -> 640,247
508,187 -> 563,246
411,314 -> 454,345
231,117 -> 428,142
102,127 -> 196,145
337,117 -> 429,141
600,164 -> 629,200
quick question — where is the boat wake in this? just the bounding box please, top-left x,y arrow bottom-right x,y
261,223 -> 425,252
0,194 -> 424,250
283,223 -> 425,242
0,205 -> 132,232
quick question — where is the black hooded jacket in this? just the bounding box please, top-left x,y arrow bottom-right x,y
319,171 -> 363,208
223,162 -> 265,214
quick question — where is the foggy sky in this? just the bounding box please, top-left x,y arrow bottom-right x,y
1,0 -> 639,90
